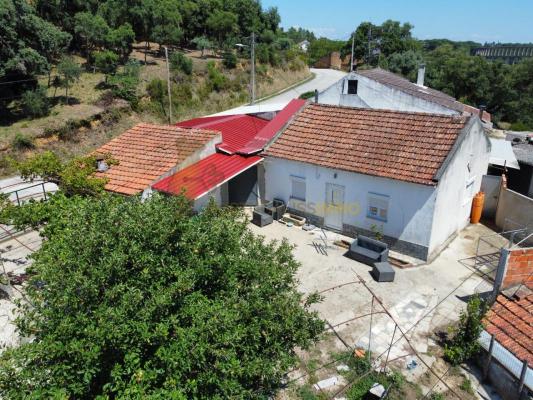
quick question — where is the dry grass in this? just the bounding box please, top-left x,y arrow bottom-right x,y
0,46 -> 311,177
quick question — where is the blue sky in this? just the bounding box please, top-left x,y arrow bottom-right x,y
261,0 -> 533,43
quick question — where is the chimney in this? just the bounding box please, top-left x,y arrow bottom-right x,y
416,63 -> 426,87
479,105 -> 486,122
95,155 -> 109,172
314,89 -> 319,103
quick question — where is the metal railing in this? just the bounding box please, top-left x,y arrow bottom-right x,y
3,182 -> 57,206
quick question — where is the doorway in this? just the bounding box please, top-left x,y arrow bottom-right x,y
325,183 -> 345,230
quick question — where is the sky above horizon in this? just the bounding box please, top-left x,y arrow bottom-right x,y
261,0 -> 533,43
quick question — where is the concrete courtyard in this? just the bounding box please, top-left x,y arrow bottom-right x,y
248,218 -> 503,398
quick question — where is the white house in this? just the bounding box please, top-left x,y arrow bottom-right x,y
264,103 -> 490,261
318,66 -> 492,125
298,40 -> 310,53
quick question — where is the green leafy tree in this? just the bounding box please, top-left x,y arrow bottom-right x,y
386,50 -> 425,81
345,20 -> 419,66
206,61 -> 228,92
94,50 -> 119,82
207,10 -> 238,45
106,23 -> 135,63
191,36 -> 214,58
150,0 -> 183,48
10,151 -> 115,196
507,58 -> 533,128
0,0 -> 69,112
222,51 -> 238,69
74,12 -> 110,56
0,194 -> 323,398
108,59 -> 141,107
21,86 -> 50,119
169,52 -> 193,75
308,38 -> 345,66
444,295 -> 488,365
57,56 -> 82,105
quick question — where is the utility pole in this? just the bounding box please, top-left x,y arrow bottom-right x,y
164,46 -> 172,124
350,34 -> 355,72
367,26 -> 372,65
250,32 -> 256,105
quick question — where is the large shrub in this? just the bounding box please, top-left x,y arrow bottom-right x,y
169,52 -> 193,75
0,195 -> 323,398
21,86 -> 50,118
444,295 -> 488,365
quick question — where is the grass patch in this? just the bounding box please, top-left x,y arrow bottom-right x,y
11,133 -> 35,150
459,377 -> 474,395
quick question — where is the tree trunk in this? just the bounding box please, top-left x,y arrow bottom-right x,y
145,41 -> 149,64
47,71 -> 51,88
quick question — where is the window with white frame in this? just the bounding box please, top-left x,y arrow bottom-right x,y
367,192 -> 389,222
291,176 -> 306,201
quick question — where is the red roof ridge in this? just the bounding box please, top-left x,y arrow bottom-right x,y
266,103 -> 471,186
307,102 -> 468,121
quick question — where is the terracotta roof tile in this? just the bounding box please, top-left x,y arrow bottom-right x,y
484,288 -> 533,368
356,68 -> 465,113
265,103 -> 469,185
94,123 -> 219,195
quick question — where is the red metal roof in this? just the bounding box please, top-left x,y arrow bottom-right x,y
152,153 -> 262,199
237,99 -> 306,155
176,114 -> 269,155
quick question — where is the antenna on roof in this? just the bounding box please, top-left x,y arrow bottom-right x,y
350,33 -> 355,72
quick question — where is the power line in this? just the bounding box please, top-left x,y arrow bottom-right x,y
0,75 -> 62,86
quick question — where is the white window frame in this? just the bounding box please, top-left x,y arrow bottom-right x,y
290,176 -> 306,201
367,192 -> 389,222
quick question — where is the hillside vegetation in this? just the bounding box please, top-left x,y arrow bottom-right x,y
0,0 -> 311,176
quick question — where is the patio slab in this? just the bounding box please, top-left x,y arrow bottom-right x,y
248,219 -> 498,370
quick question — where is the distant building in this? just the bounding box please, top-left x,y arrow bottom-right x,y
298,40 -> 310,53
317,66 -> 492,125
472,44 -> 533,64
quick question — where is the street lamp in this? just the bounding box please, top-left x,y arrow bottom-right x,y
235,32 -> 256,105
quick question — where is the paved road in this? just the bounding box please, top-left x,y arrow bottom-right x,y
212,68 -> 346,116
259,68 -> 346,105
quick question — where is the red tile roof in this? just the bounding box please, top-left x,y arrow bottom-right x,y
152,153 -> 262,199
176,114 -> 269,154
95,123 -> 219,195
356,68 -> 465,113
238,99 -> 306,155
265,103 -> 470,186
484,287 -> 533,368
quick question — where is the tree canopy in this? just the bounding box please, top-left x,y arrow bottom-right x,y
0,0 -> 70,112
0,194 -> 323,398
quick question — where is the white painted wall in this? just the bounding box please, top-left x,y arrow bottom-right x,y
264,157 -> 437,250
428,120 -> 490,256
319,72 -> 459,115
193,185 -> 222,211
